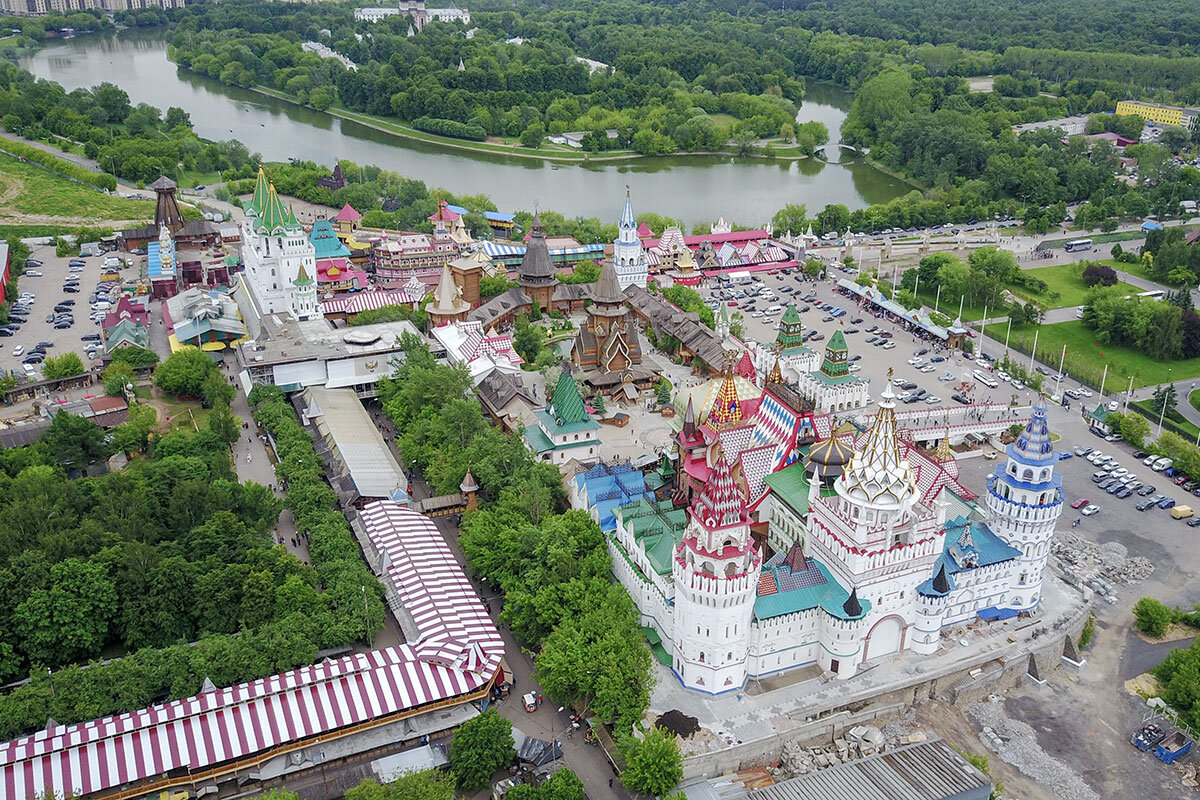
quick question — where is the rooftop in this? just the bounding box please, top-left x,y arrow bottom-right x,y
238,317 -> 422,369
303,386 -> 407,500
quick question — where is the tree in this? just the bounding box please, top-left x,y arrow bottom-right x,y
620,726 -> 683,798
207,402 -> 240,445
1152,384 -> 1179,416
1081,263 -> 1118,287
345,773 -> 452,800
560,260 -> 600,284
655,379 -> 672,405
1118,412 -> 1151,448
521,121 -> 546,149
111,403 -> 157,455
816,203 -> 850,235
1134,597 -> 1175,637
771,203 -> 808,235
110,345 -> 159,368
165,106 -> 192,131
155,346 -> 220,399
202,369 -> 235,408
42,410 -> 110,467
41,352 -> 85,380
103,360 -> 136,397
480,275 -> 515,298
804,258 -> 823,277
14,558 -> 117,667
448,709 -> 514,791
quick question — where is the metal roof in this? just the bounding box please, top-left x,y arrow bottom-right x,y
304,386 -> 407,499
0,503 -> 502,800
748,739 -> 990,800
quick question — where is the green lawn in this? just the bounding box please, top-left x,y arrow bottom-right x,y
0,153 -> 153,219
1019,264 -> 1138,308
987,319 -> 1200,390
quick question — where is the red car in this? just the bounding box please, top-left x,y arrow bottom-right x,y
729,300 -> 739,307
1175,474 -> 1190,485
1071,498 -> 1090,509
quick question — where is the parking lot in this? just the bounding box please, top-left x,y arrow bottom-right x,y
0,244 -> 128,379
700,269 -> 1053,410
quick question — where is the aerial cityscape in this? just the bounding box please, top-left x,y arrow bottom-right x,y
1,1 -> 1200,800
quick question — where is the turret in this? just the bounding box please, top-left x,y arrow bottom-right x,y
984,397 -> 1062,611
670,452 -> 760,693
612,188 -> 649,290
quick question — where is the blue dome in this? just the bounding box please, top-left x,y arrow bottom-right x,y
1007,397 -> 1055,465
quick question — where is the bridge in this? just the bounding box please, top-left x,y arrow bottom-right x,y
862,403 -> 1031,446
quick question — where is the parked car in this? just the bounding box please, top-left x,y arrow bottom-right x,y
1137,484 -> 1157,496
1137,499 -> 1157,511
1071,498 -> 1090,509
1081,505 -> 1100,516
1158,497 -> 1177,509
1116,487 -> 1134,499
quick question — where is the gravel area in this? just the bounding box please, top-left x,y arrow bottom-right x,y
969,697 -> 1099,800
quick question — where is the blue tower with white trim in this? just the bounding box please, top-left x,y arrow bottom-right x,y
983,398 -> 1063,611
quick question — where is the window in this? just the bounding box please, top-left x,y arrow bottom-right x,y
699,651 -> 705,663
830,659 -> 839,673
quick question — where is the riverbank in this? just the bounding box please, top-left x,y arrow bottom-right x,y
242,79 -> 816,164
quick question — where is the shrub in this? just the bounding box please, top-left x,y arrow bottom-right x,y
412,116 -> 487,141
1134,597 -> 1176,637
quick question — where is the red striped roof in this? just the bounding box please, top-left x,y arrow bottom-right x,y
0,503 -> 501,800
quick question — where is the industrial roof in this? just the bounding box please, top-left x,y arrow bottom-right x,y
304,386 -> 407,499
0,502 -> 502,800
747,739 -> 990,800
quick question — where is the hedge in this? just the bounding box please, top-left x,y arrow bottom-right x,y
0,138 -> 117,191
412,116 -> 487,142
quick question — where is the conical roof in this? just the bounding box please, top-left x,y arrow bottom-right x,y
842,587 -> 863,617
247,166 -> 270,217
518,213 -> 557,286
619,188 -> 636,229
591,257 -> 625,305
460,468 -> 478,493
691,452 -> 746,529
780,304 -> 801,325
293,263 -> 314,286
805,435 -> 855,477
826,329 -> 848,352
707,363 -> 744,430
149,175 -> 178,191
429,263 -> 469,317
840,374 -> 915,507
1008,395 -> 1055,465
255,181 -> 300,234
932,564 -> 951,594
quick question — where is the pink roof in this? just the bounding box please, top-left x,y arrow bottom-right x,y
0,503 -> 502,800
315,257 -> 369,289
428,199 -> 460,223
636,221 -> 655,238
334,203 -> 362,222
644,228 -> 770,251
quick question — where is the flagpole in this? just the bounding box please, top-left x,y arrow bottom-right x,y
935,284 -> 942,314
1029,326 -> 1039,373
1003,317 -> 1011,361
980,304 -> 987,360
1099,363 -> 1108,401
1124,375 -> 1133,413
1055,345 -> 1067,396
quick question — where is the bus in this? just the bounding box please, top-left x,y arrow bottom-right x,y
1139,290 -> 1166,300
1064,238 -> 1093,252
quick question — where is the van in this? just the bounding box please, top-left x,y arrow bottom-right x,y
1172,505 -> 1194,520
766,305 -> 782,314
93,301 -> 111,311
1153,457 -> 1174,472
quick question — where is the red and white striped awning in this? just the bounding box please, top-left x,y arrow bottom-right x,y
321,290 -> 416,315
0,503 -> 502,800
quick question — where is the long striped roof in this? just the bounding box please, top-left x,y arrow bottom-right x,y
0,504 -> 501,800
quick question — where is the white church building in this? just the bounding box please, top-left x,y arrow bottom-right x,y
612,189 -> 649,290
603,376 -> 1063,693
238,167 -> 319,320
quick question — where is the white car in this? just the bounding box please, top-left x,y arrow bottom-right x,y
1078,387 -> 1093,397
1111,468 -> 1129,478
924,395 -> 941,404
1081,504 -> 1100,516
848,364 -> 862,372
23,270 -> 41,277
896,392 -> 911,401
919,365 -> 936,373
1087,451 -> 1105,463
1012,381 -> 1025,390
882,341 -> 896,349
894,376 -> 907,386
751,311 -> 764,318
11,345 -> 22,356
939,372 -> 955,382
907,357 -> 923,365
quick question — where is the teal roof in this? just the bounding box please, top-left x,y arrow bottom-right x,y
534,409 -> 601,436
808,369 -> 864,386
616,496 -> 688,577
309,219 -> 351,258
538,371 -> 600,435
523,425 -> 555,454
754,554 -> 871,621
918,516 -> 1022,596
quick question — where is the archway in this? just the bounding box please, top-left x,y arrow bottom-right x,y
865,616 -> 903,660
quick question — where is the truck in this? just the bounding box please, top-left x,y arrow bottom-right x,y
1155,729 -> 1193,764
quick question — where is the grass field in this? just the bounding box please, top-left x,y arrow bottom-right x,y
988,319 -> 1200,389
1094,258 -> 1176,287
0,153 -> 153,220
1019,264 -> 1138,308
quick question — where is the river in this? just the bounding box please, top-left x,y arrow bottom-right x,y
22,31 -> 908,225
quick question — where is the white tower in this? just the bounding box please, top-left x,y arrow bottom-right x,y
239,167 -> 316,317
288,263 -> 318,320
671,452 -> 760,693
984,397 -> 1062,612
612,188 -> 648,290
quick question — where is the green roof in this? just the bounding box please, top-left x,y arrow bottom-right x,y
826,329 -> 848,352
246,166 -> 270,216
293,263 -> 314,286
809,369 -> 862,386
1089,404 -> 1110,422
616,496 -> 687,576
754,557 -> 872,621
762,460 -> 836,513
309,219 -> 351,258
542,371 -> 597,434
255,179 -> 301,234
523,425 -> 555,454
780,304 -> 801,325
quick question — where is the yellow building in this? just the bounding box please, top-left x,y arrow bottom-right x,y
1115,100 -> 1200,131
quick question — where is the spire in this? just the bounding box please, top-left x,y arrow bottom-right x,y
430,262 -> 469,317
768,354 -> 783,386
248,165 -> 270,216
1008,395 -> 1055,465
518,212 -> 556,286
840,369 -> 916,506
591,257 -> 625,305
707,357 -> 743,430
933,563 -> 950,593
682,396 -> 697,440
691,451 -> 746,529
619,186 -> 636,229
934,419 -> 953,463
459,468 -> 478,493
293,262 -> 313,286
808,462 -> 821,505
842,587 -> 862,617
